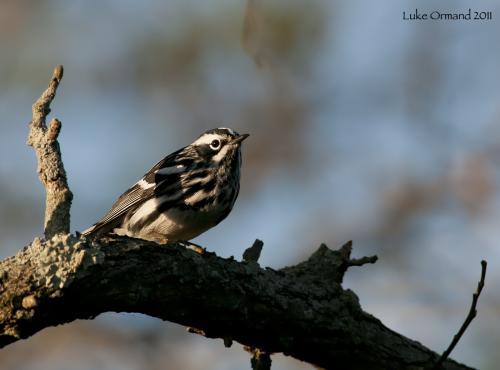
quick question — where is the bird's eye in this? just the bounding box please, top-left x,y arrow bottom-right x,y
210,139 -> 221,150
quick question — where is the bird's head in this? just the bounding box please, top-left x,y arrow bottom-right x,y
191,128 -> 249,164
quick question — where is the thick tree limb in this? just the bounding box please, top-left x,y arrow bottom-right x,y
27,65 -> 72,238
0,236 -> 472,370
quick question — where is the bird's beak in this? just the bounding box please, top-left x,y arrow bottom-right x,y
230,133 -> 249,145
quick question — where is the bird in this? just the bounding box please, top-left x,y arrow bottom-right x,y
82,128 -> 249,246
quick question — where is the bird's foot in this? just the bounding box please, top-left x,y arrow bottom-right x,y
179,240 -> 206,254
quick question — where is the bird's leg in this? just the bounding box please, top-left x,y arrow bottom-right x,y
178,240 -> 206,254
149,233 -> 205,254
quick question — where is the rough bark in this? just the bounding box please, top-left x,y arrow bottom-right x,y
0,236 -> 472,370
27,65 -> 72,238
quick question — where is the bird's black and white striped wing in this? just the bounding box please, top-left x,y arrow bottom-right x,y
82,183 -> 154,237
82,149 -> 187,238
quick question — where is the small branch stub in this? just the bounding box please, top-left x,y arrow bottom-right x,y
243,239 -> 264,263
47,118 -> 62,142
28,65 -> 73,238
245,347 -> 272,370
348,255 -> 378,267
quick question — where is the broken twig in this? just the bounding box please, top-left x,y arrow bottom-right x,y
433,260 -> 487,369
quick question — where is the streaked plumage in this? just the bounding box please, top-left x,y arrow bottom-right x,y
82,128 -> 248,244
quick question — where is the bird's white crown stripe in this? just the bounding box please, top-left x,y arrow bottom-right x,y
193,133 -> 225,146
217,127 -> 235,135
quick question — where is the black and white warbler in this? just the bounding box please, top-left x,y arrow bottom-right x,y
82,128 -> 249,244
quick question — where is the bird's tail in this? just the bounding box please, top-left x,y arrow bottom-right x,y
81,219 -> 119,240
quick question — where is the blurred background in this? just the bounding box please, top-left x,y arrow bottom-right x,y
1,0 -> 499,369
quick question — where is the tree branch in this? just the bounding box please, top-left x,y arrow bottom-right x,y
27,65 -> 73,238
0,236 -> 472,370
432,261 -> 487,369
0,65 -> 478,370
